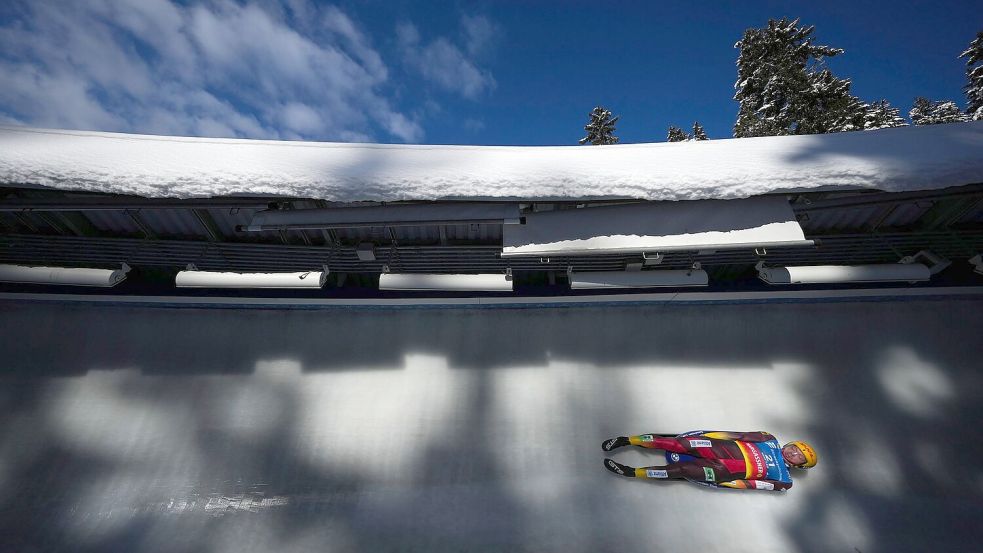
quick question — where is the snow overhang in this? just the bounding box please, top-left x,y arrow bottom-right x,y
1,122 -> 982,202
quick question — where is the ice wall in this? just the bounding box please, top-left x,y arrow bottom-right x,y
0,299 -> 981,552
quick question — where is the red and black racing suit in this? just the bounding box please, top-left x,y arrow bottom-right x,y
626,431 -> 792,490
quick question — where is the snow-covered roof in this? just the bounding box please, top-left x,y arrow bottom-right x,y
1,122 -> 982,202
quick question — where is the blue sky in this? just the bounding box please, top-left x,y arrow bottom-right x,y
0,0 -> 978,145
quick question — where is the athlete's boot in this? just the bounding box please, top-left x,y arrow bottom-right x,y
602,436 -> 630,451
603,458 -> 636,477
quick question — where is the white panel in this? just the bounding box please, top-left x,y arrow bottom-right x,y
759,263 -> 931,285
503,196 -> 811,257
0,264 -> 128,287
379,273 -> 512,291
175,270 -> 327,288
570,270 -> 709,289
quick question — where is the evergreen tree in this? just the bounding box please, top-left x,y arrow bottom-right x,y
800,68 -> 867,133
733,18 -> 866,137
959,30 -> 983,120
579,106 -> 620,145
932,100 -> 969,123
910,97 -> 969,125
909,97 -> 932,125
862,100 -> 907,130
692,121 -> 709,140
666,126 -> 689,142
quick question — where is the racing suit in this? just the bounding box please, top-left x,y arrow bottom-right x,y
627,430 -> 793,491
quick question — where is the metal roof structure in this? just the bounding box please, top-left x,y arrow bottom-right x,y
2,123 -> 982,294
2,182 -> 982,294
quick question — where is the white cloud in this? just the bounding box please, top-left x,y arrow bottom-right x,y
280,102 -> 324,135
461,14 -> 496,56
0,0 -> 423,142
397,19 -> 496,99
320,5 -> 387,80
0,62 -> 126,130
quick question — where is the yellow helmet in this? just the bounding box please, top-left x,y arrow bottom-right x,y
785,441 -> 818,468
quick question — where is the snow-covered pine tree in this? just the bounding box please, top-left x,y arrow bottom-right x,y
692,121 -> 709,140
733,18 -> 865,137
862,100 -> 907,129
579,107 -> 620,145
931,100 -> 969,123
959,31 -> 983,120
910,97 -> 969,125
799,68 -> 868,133
666,126 -> 689,142
909,97 -> 932,125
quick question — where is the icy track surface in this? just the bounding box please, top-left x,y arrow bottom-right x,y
1,121 -> 983,201
0,300 -> 981,553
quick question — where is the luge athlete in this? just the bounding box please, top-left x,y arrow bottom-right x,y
602,430 -> 817,491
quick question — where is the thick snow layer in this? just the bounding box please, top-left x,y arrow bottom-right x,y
502,196 -> 808,256
1,300 -> 981,552
1,122 -> 982,202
